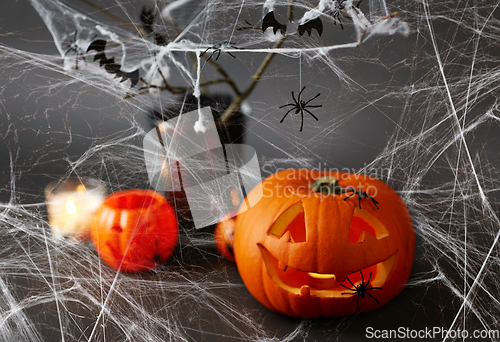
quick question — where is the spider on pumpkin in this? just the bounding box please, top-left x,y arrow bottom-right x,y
279,86 -> 322,132
199,41 -> 238,61
343,187 -> 379,209
341,271 -> 382,311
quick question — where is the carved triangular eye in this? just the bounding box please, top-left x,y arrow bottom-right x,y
268,202 -> 307,243
348,207 -> 389,243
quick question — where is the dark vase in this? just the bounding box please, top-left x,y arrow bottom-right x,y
149,93 -> 247,145
147,93 -> 248,231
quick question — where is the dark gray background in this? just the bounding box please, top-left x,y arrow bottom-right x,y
0,0 -> 499,341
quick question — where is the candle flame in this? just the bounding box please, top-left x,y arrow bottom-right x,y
66,200 -> 77,214
161,160 -> 169,177
231,188 -> 240,206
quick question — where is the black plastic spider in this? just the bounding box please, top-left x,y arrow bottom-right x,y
140,6 -> 168,46
343,187 -> 379,209
199,42 -> 238,61
63,31 -> 85,70
327,0 -> 347,29
140,6 -> 155,34
279,86 -> 322,132
341,271 -> 382,311
327,0 -> 364,30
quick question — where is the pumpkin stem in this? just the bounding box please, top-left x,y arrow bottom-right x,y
310,176 -> 342,196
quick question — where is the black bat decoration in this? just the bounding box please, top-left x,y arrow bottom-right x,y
298,17 -> 323,36
262,11 -> 322,37
262,11 -> 287,34
86,39 -> 140,87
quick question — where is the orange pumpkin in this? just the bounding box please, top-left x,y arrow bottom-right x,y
234,169 -> 414,318
91,189 -> 178,272
214,211 -> 237,261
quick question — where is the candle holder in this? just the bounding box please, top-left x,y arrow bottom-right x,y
44,178 -> 106,242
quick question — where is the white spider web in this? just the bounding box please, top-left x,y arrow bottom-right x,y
0,0 -> 499,341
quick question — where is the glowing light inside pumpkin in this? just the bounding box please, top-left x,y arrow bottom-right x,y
263,202 -> 397,292
348,207 -> 389,243
259,243 -> 397,296
268,202 -> 306,243
308,272 -> 335,279
308,272 -> 337,289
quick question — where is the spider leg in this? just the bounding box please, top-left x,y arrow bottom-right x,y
199,47 -> 211,58
64,31 -> 79,56
369,196 -> 379,209
343,193 -> 355,201
341,290 -> 357,295
227,51 -> 237,59
363,192 -> 378,209
365,291 -> 380,304
358,195 -> 362,209
69,30 -> 80,70
63,45 -> 84,70
340,284 -> 355,291
280,108 -> 295,123
225,42 -> 239,49
63,47 -> 74,57
343,187 -> 355,194
291,90 -> 297,104
360,271 -> 365,286
300,109 -> 304,132
215,49 -> 222,60
303,92 -> 321,105
365,272 -> 372,287
279,103 -> 295,109
304,109 -> 319,121
346,275 -> 356,288
343,187 -> 356,197
297,86 -> 306,101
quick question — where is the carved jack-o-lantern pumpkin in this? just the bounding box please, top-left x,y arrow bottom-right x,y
214,211 -> 237,262
234,170 -> 414,318
91,189 -> 178,272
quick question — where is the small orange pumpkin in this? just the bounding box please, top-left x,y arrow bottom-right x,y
91,189 -> 178,272
214,211 -> 237,261
234,169 -> 414,318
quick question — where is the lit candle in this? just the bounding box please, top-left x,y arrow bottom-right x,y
45,178 -> 106,242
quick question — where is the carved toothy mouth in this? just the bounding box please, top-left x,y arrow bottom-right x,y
258,245 -> 397,298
